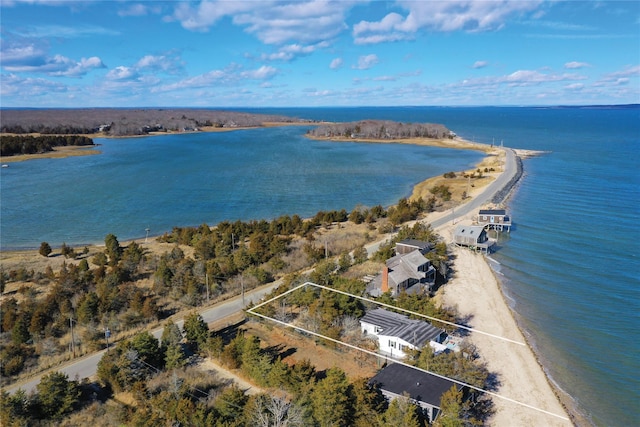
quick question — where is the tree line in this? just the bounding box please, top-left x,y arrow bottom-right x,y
2,307 -> 473,426
307,120 -> 453,140
0,134 -> 93,157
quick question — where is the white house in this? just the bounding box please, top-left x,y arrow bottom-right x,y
360,308 -> 445,359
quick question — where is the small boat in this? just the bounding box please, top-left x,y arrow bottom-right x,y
1,164 -> 8,168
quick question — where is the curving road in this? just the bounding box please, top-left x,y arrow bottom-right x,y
5,147 -> 518,395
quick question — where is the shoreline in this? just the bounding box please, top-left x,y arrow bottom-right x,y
0,121 -> 312,163
0,131 -> 577,424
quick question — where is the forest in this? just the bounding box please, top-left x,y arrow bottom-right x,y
306,120 -> 453,140
0,195 -> 492,426
0,135 -> 94,157
0,108 -> 306,136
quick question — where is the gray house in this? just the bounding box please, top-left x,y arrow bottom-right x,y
370,363 -> 465,422
453,224 -> 495,253
478,209 -> 511,232
367,249 -> 436,297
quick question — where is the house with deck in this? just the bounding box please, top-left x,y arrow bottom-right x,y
366,250 -> 436,297
360,308 -> 446,359
370,363 -> 466,423
366,239 -> 436,297
478,208 -> 511,232
453,224 -> 495,253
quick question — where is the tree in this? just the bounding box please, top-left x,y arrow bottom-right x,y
433,386 -> 465,427
35,371 -> 80,420
183,311 -> 209,351
161,320 -> 183,348
381,393 -> 422,427
0,389 -> 32,425
249,393 -> 306,427
164,342 -> 187,369
311,367 -> 353,427
104,233 -> 122,266
352,246 -> 368,264
39,242 -> 52,257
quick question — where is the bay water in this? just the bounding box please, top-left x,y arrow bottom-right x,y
1,106 -> 638,425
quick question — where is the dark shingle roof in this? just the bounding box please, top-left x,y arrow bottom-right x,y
479,209 -> 506,215
370,363 -> 460,407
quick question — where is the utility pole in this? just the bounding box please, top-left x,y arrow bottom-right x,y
69,315 -> 76,357
241,276 -> 245,307
205,273 -> 210,304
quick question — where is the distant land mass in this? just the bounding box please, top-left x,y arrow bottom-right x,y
0,108 -> 309,136
306,119 -> 452,140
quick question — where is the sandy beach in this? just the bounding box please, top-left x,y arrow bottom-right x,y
427,210 -> 573,425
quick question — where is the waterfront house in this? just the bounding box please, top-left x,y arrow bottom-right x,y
360,308 -> 446,359
478,208 -> 511,231
370,363 -> 466,422
453,224 -> 495,253
366,249 -> 436,297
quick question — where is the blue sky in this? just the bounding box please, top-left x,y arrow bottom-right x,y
1,0 -> 638,107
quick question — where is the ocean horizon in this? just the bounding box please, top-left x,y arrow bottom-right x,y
1,106 -> 638,426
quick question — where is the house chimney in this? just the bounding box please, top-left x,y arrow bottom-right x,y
381,266 -> 389,293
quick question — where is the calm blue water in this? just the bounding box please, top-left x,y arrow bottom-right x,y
1,106 -> 638,425
0,124 -> 482,249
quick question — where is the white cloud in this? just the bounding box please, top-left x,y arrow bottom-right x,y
118,3 -> 162,17
2,51 -> 105,77
564,61 -> 590,69
172,0 -> 351,46
261,41 -> 329,62
353,1 -> 543,44
330,57 -> 343,70
473,60 -> 489,69
106,66 -> 139,81
0,73 -> 67,97
353,54 -> 379,70
156,63 -> 278,93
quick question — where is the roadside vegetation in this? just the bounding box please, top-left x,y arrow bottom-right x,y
0,186 -> 497,425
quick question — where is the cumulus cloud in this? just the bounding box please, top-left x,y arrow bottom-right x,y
2,51 -> 105,77
260,41 -> 329,61
106,66 -> 139,81
353,1 -> 543,44
564,61 -> 590,69
473,60 -> 489,69
353,54 -> 379,70
330,57 -> 343,70
171,0 -> 350,46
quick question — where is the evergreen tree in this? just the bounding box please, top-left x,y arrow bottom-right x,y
35,371 -> 80,420
434,386 -> 465,427
311,367 -> 353,427
39,241 -> 52,257
183,311 -> 209,351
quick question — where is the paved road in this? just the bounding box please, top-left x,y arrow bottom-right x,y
5,148 -> 517,395
365,148 -> 517,255
4,281 -> 282,394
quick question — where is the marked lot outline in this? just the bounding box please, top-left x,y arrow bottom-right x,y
247,281 -> 569,422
